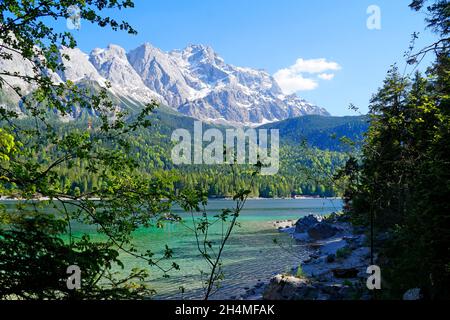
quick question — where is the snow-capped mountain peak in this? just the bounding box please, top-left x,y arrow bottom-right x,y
1,42 -> 329,125
90,44 -> 148,90
58,46 -> 102,83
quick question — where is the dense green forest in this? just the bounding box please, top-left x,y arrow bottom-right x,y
342,0 -> 450,299
3,112 -> 358,199
259,115 -> 368,151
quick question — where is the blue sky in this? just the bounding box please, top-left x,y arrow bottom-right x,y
69,0 -> 437,116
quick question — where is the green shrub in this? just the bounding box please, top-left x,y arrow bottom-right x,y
296,265 -> 306,278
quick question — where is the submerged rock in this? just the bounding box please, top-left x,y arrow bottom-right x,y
274,219 -> 295,230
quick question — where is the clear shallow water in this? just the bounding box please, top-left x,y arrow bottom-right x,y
113,198 -> 343,299
1,198 -> 342,299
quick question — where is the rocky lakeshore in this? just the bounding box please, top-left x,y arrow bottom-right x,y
239,213 -> 373,300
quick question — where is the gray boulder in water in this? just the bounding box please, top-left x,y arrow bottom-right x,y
295,215 -> 319,233
307,221 -> 338,240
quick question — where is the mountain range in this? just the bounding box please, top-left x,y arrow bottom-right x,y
0,42 -> 329,126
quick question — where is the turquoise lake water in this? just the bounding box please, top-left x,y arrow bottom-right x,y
1,198 -> 342,299
112,198 -> 342,299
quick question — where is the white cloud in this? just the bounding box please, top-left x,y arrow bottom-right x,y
273,69 -> 318,94
318,73 -> 335,80
274,58 -> 341,94
289,58 -> 341,74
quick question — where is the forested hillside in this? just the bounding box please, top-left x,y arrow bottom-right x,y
4,108 -> 361,198
259,115 -> 369,151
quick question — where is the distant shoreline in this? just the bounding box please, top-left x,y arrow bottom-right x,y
0,196 -> 342,202
211,196 -> 342,201
0,197 -> 101,202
